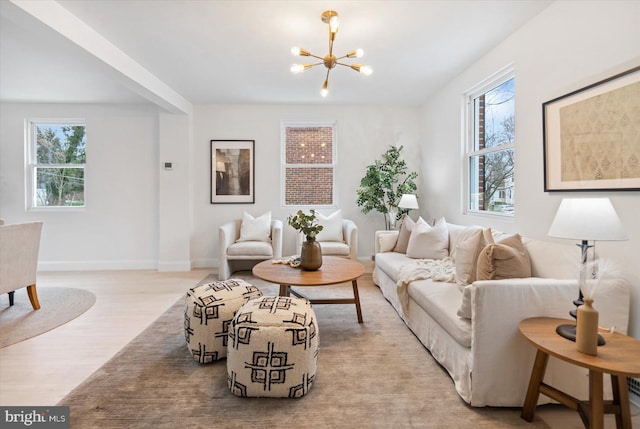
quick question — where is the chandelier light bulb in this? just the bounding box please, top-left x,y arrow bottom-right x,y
360,65 -> 373,76
291,47 -> 310,57
321,79 -> 329,97
355,48 -> 364,58
329,16 -> 339,33
291,64 -> 304,74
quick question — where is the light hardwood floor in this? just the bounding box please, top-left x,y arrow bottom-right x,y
1,269 -> 638,428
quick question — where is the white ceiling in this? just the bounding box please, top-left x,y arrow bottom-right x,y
0,0 -> 553,107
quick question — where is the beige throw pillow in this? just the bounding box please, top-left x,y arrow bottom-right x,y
476,234 -> 531,280
378,232 -> 398,253
315,210 -> 343,242
449,225 -> 482,260
238,211 -> 271,242
393,216 -> 417,253
406,217 -> 449,260
454,228 -> 492,289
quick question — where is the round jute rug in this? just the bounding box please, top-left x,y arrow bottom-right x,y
0,287 -> 96,348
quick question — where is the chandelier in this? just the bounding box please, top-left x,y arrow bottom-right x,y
290,10 -> 372,97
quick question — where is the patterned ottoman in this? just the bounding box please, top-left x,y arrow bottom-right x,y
227,296 -> 319,398
184,278 -> 262,364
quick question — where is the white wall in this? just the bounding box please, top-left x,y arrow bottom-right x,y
0,103 -> 160,270
191,104 -> 422,267
420,1 -> 640,337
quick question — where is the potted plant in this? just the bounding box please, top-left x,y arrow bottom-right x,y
356,145 -> 418,229
287,209 -> 324,270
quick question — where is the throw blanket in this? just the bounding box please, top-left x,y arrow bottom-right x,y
396,257 -> 456,315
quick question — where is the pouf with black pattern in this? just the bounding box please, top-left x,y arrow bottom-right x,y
184,278 -> 262,364
227,296 -> 319,398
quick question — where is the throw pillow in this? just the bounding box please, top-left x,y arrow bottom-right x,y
393,215 -> 417,253
454,228 -> 492,289
476,234 -> 532,280
237,211 -> 271,242
406,217 -> 449,260
315,210 -> 343,242
449,225 -> 482,261
378,232 -> 398,253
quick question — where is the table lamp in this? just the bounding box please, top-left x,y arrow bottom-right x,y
398,194 -> 419,219
548,197 -> 628,343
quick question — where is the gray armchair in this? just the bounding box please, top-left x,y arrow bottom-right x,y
218,219 -> 283,280
1,221 -> 43,309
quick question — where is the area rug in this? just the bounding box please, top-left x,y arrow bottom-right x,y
0,287 -> 96,348
58,273 -> 549,428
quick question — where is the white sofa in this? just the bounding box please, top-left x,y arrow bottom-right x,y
373,222 -> 630,407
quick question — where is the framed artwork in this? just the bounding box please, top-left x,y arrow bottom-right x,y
210,140 -> 255,203
543,66 -> 640,191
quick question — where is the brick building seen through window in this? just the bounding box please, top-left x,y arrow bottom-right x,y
283,123 -> 336,206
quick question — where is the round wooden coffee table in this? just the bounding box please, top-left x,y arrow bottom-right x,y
252,256 -> 365,323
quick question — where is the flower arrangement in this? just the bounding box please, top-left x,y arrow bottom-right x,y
287,209 -> 323,241
580,258 -> 619,300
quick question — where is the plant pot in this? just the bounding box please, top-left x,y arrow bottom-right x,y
300,240 -> 322,271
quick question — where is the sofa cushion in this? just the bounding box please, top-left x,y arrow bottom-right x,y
316,210 -> 343,242
406,217 -> 449,259
476,234 -> 531,280
375,252 -> 413,281
238,211 -> 271,242
407,279 -> 471,348
394,216 -> 417,253
522,237 -> 578,279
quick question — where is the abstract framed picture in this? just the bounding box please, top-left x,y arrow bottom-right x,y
543,66 -> 640,191
210,140 -> 255,203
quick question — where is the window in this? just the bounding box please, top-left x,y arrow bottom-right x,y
465,70 -> 515,216
28,120 -> 86,208
281,122 -> 336,207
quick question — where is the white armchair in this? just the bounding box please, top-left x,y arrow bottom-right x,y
1,221 -> 43,310
218,219 -> 283,280
296,218 -> 358,260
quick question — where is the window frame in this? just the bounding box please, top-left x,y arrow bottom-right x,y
26,118 -> 87,211
280,121 -> 338,208
463,66 -> 515,218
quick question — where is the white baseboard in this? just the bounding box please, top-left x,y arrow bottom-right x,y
191,258 -> 217,269
157,260 -> 192,272
38,260 -> 157,271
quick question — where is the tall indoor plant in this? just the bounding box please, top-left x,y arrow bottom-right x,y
356,145 -> 418,229
287,209 -> 324,270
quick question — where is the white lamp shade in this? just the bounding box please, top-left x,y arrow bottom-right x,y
398,194 -> 419,210
548,198 -> 628,241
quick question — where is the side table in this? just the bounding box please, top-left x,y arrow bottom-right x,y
519,317 -> 640,429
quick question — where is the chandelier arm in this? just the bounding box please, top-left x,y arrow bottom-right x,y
328,27 -> 335,57
307,53 -> 324,61
335,61 -> 356,68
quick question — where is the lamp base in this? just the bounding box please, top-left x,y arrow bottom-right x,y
556,323 -> 606,346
